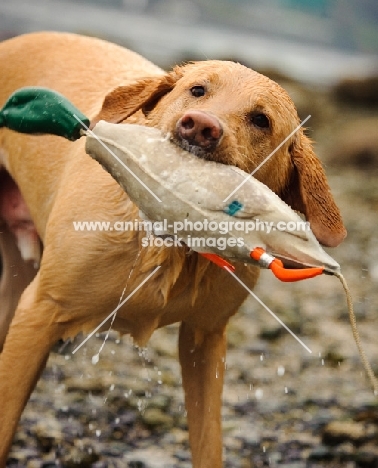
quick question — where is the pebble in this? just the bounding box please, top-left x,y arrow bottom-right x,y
61,445 -> 100,467
259,324 -> 283,341
238,431 -> 261,450
65,377 -> 105,394
355,445 -> 378,468
124,448 -> 177,467
7,448 -> 39,465
31,418 -> 63,451
148,394 -> 171,411
322,420 -> 375,446
141,408 -> 174,430
308,445 -> 334,461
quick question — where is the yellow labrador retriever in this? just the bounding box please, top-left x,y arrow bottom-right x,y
0,31 -> 346,467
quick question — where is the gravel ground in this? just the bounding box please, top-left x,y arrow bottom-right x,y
6,83 -> 378,468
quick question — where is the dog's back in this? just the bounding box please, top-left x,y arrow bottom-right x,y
0,31 -> 162,117
0,32 -> 164,346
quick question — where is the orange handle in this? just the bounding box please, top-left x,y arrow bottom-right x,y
199,253 -> 236,272
251,247 -> 324,282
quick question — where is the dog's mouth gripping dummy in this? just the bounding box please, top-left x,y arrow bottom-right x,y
1,87 -> 377,393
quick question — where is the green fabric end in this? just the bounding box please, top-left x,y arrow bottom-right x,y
0,87 -> 90,140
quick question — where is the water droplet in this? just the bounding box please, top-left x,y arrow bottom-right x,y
92,354 -> 100,365
124,389 -> 133,398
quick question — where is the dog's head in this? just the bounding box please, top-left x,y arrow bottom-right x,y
92,61 -> 346,248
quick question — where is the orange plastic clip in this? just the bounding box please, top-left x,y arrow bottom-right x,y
199,253 -> 236,272
250,247 -> 324,282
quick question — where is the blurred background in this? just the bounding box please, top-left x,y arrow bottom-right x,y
2,1 -> 378,467
1,0 -> 378,84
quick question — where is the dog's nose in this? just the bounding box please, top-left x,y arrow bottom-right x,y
177,111 -> 223,151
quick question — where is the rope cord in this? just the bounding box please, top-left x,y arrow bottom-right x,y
335,272 -> 378,395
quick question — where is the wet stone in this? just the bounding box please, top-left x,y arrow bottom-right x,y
237,430 -> 261,450
65,377 -> 105,394
141,407 -> 174,430
322,420 -> 375,446
56,402 -> 87,419
124,448 -> 177,467
307,409 -> 335,431
61,445 -> 100,467
7,448 -> 39,463
334,441 -> 355,459
224,454 -> 245,468
355,445 -> 378,468
26,461 -> 44,468
245,341 -> 269,355
127,460 -> 148,468
31,418 -> 63,451
91,462 -> 108,468
110,419 -> 135,440
174,449 -> 191,461
61,420 -> 85,439
308,444 -> 336,462
324,347 -> 346,367
354,402 -> 378,424
278,463 -> 307,468
41,462 -> 63,468
148,394 -> 171,411
101,442 -> 130,457
259,324 -> 283,341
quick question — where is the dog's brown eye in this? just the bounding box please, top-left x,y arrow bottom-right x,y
250,113 -> 270,129
190,85 -> 206,97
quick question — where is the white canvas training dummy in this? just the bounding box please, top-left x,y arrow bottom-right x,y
86,122 -> 340,282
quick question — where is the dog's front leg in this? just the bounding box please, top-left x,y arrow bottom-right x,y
179,321 -> 227,468
0,273 -> 62,466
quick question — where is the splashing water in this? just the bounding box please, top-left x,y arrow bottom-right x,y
92,248 -> 143,364
91,354 -> 100,365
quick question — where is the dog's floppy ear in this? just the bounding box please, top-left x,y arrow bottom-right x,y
282,131 -> 346,247
90,70 -> 181,128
